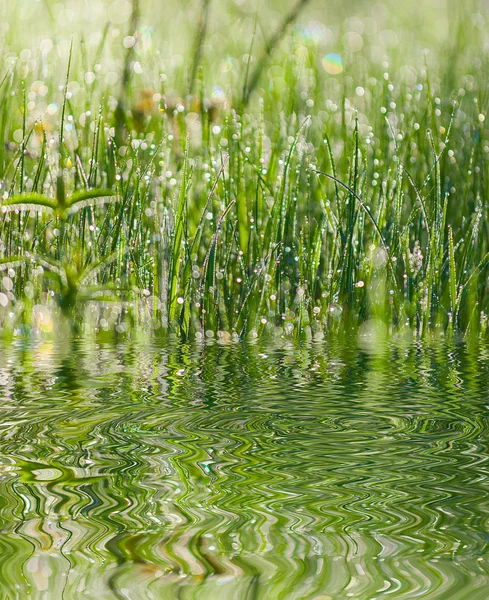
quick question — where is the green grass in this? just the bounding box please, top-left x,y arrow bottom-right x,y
1,0 -> 489,340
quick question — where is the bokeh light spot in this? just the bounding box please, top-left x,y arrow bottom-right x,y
322,53 -> 343,75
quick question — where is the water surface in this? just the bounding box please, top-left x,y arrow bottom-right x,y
0,338 -> 488,598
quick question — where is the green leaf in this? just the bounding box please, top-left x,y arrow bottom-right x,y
78,251 -> 121,285
78,285 -> 133,303
0,255 -> 31,270
67,188 -> 116,207
1,194 -> 58,212
448,225 -> 457,319
168,140 -> 191,324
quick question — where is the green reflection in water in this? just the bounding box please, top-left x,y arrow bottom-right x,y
0,339 -> 489,598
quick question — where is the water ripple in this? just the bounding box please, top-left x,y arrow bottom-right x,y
0,339 -> 489,597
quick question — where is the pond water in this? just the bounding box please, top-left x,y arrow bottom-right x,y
0,338 -> 488,599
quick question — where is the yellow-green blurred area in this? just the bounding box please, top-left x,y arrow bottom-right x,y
0,0 -> 484,107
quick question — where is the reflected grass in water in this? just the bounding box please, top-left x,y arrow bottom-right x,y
0,339 -> 489,598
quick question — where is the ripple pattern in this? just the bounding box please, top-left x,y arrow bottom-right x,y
0,339 -> 488,598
